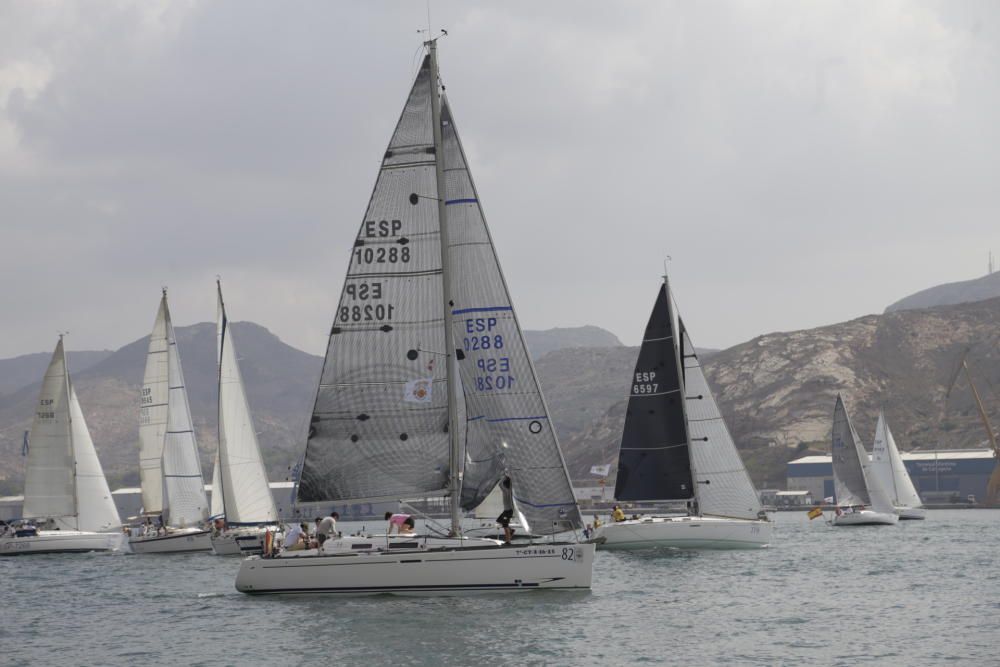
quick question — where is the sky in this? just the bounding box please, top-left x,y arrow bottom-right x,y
1,1 -> 998,359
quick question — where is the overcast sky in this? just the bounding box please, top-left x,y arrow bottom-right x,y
1,1 -> 998,359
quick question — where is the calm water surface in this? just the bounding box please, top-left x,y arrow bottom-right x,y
2,510 -> 998,666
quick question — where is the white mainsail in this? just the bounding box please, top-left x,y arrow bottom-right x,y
870,412 -> 922,510
160,298 -> 209,528
681,325 -> 763,520
69,385 -> 122,532
210,452 -> 224,519
139,295 -> 170,515
216,281 -> 278,524
22,338 -> 76,525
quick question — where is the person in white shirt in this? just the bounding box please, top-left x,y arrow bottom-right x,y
283,523 -> 308,551
317,512 -> 339,546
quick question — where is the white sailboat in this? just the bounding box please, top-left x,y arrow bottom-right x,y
210,280 -> 282,555
235,39 -> 593,596
870,411 -> 925,520
1,337 -> 125,556
829,395 -> 898,526
129,290 -> 212,553
594,275 -> 772,550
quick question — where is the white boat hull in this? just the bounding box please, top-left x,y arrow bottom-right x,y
830,509 -> 899,526
129,528 -> 212,553
594,515 -> 772,550
236,536 -> 594,596
897,507 -> 926,520
0,530 -> 126,556
211,526 -> 277,556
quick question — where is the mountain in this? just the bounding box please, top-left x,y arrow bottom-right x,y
0,350 -> 112,397
886,271 -> 1000,313
523,325 -> 622,359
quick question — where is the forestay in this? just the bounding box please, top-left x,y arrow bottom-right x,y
69,386 -> 121,532
139,296 -> 169,515
161,306 -> 209,527
22,339 -> 76,524
871,412 -> 922,509
441,99 -> 582,534
681,323 -> 762,519
614,283 -> 694,503
297,56 -> 452,504
216,282 -> 278,523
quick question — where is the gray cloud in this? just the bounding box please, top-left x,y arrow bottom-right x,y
1,1 -> 998,359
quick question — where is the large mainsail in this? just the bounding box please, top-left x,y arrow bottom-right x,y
68,385 -> 121,532
871,412 -> 922,509
441,99 -> 582,533
22,338 -> 76,525
216,282 -> 278,524
160,303 -> 209,527
297,55 -> 451,504
139,295 -> 170,514
831,395 -> 870,507
614,283 -> 694,502
681,322 -> 762,519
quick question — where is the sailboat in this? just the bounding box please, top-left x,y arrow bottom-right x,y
869,411 -> 925,520
235,39 -> 593,596
1,337 -> 125,555
209,280 -> 282,555
594,275 -> 772,550
829,395 -> 898,526
129,290 -> 212,553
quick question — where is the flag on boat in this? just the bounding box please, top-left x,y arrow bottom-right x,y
590,464 -> 611,477
403,377 -> 434,403
22,430 -> 29,456
823,496 -> 834,504
807,507 -> 823,520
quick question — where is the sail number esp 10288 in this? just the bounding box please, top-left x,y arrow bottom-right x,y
463,317 -> 515,393
339,281 -> 396,323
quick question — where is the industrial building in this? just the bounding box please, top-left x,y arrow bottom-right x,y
787,448 -> 996,505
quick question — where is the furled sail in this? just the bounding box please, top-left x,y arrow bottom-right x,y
69,385 -> 121,532
139,295 -> 169,515
216,282 -> 278,523
614,283 -> 694,502
297,55 -> 452,503
870,412 -> 922,510
22,338 -> 76,524
161,306 -> 209,527
441,100 -> 582,533
681,322 -> 762,519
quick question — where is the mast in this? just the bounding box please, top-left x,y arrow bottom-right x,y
664,272 -> 700,515
61,335 -> 79,523
428,38 -> 462,535
215,279 -> 227,521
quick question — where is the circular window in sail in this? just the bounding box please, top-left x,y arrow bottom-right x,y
528,420 -> 542,434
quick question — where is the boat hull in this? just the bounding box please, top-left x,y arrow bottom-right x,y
897,507 -> 926,520
129,528 -> 212,553
594,515 -> 772,550
0,530 -> 126,556
831,510 -> 899,526
211,526 -> 279,556
235,540 -> 594,596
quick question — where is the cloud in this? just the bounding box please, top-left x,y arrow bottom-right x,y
1,1 -> 998,359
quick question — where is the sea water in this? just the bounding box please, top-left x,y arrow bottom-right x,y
2,510 -> 997,666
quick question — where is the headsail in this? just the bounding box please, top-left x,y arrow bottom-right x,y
681,321 -> 762,519
69,385 -> 121,532
139,295 -> 169,515
161,303 -> 209,527
441,98 -> 582,533
297,55 -> 452,504
614,283 -> 694,503
871,412 -> 922,509
22,338 -> 76,525
216,282 -> 278,523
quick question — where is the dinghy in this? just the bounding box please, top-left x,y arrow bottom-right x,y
1,337 -> 125,555
129,291 -> 212,553
870,411 -> 925,520
235,39 -> 592,596
594,275 -> 772,550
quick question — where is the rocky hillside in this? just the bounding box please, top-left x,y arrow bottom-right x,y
886,271 -> 1000,313
523,326 -> 622,358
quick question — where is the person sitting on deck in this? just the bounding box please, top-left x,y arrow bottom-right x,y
283,523 -> 309,551
497,476 -> 516,544
385,512 -> 413,535
612,506 -> 626,523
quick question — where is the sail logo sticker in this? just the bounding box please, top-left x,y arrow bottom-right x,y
403,378 -> 434,403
